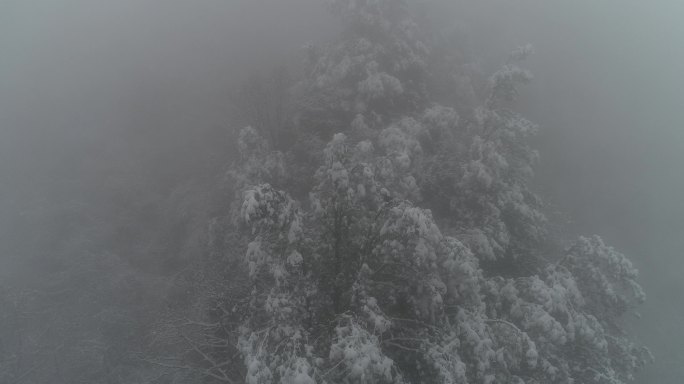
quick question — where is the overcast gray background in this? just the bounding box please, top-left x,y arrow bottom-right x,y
1,1 -> 682,382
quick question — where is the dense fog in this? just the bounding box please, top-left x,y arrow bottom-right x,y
1,1 -> 682,383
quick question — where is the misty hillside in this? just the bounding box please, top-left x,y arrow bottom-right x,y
2,1 -> 683,383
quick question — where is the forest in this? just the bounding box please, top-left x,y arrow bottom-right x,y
5,0 -> 684,383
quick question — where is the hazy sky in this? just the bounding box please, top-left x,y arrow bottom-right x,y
1,1 -> 683,382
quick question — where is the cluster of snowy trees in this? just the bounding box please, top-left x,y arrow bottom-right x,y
210,1 -> 651,383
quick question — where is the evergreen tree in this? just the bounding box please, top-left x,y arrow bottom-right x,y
203,2 -> 652,383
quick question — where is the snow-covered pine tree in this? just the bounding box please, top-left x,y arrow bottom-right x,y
220,1 -> 651,383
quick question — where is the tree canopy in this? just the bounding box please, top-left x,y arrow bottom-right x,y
214,1 -> 652,383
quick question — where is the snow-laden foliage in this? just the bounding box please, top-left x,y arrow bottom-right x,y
232,130 -> 649,383
296,0 -> 429,137
226,126 -> 289,228
563,235 -> 646,318
487,44 -> 534,109
434,47 -> 546,264
479,243 -> 652,384
237,183 -> 318,384
232,126 -> 286,190
327,318 -> 399,383
218,3 -> 651,384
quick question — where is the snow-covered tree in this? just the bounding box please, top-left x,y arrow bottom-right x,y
218,3 -> 651,384
295,0 -> 430,138
451,46 -> 546,266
